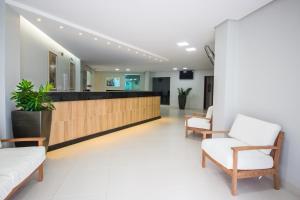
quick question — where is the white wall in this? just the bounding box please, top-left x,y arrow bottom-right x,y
4,6 -> 20,139
151,70 -> 214,110
20,17 -> 81,91
0,10 -> 82,140
0,0 -> 6,139
93,71 -> 145,91
0,5 -> 20,140
214,0 -> 300,194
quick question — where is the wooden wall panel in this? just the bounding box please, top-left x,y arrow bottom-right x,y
49,96 -> 160,146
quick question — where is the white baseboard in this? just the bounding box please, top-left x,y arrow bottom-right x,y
283,180 -> 300,197
263,176 -> 300,197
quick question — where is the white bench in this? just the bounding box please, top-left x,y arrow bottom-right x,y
184,106 -> 213,138
0,138 -> 46,200
201,114 -> 283,195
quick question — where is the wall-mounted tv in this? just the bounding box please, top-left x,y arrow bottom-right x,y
179,70 -> 193,79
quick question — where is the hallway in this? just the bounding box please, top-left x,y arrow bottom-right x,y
12,108 -> 298,200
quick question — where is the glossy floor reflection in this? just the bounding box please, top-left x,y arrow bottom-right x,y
12,107 -> 299,200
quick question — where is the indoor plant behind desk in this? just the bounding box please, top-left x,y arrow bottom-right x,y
11,79 -> 55,150
177,88 -> 192,110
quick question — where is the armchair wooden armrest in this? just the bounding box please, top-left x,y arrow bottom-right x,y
192,112 -> 206,117
231,145 -> 279,152
201,130 -> 230,135
0,137 -> 46,146
184,115 -> 193,120
193,116 -> 211,120
230,144 -> 280,195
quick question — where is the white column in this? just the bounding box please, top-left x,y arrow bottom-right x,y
144,71 -> 151,91
213,20 -> 239,130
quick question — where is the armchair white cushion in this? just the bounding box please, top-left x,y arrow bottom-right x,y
228,114 -> 281,154
186,118 -> 211,129
185,106 -> 213,130
202,138 -> 274,170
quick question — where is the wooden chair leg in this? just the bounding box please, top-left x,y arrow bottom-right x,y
273,172 -> 280,190
232,150 -> 238,195
185,128 -> 189,137
231,173 -> 238,195
37,163 -> 44,182
202,150 -> 206,168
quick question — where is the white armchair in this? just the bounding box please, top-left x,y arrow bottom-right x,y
201,114 -> 283,195
184,106 -> 213,138
0,137 -> 46,200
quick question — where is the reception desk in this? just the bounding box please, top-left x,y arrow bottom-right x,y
47,92 -> 161,150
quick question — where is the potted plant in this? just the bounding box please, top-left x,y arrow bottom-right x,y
177,88 -> 192,110
11,80 -> 55,150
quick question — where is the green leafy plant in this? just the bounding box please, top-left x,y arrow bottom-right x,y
11,79 -> 55,111
177,88 -> 192,97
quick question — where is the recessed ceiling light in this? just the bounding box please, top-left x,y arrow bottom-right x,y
59,25 -> 64,29
185,47 -> 197,52
135,51 -> 139,54
126,68 -> 131,71
94,37 -> 98,41
115,68 -> 120,71
78,32 -> 83,36
177,41 -> 189,47
173,67 -> 178,71
36,18 -> 42,22
183,67 -> 188,70
107,41 -> 111,45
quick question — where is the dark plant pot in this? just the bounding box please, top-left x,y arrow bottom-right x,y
178,95 -> 187,110
11,110 -> 52,151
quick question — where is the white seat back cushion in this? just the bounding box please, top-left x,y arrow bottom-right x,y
205,106 -> 213,119
229,114 -> 281,154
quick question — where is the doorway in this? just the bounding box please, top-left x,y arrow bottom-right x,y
204,76 -> 214,110
152,77 -> 170,105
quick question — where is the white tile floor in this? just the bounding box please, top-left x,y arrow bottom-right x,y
12,107 -> 299,200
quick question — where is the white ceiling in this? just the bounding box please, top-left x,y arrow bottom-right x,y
6,0 -> 272,72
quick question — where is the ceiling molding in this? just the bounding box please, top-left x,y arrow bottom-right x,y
5,0 -> 169,61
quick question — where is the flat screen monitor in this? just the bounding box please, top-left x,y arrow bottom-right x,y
179,70 -> 193,79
